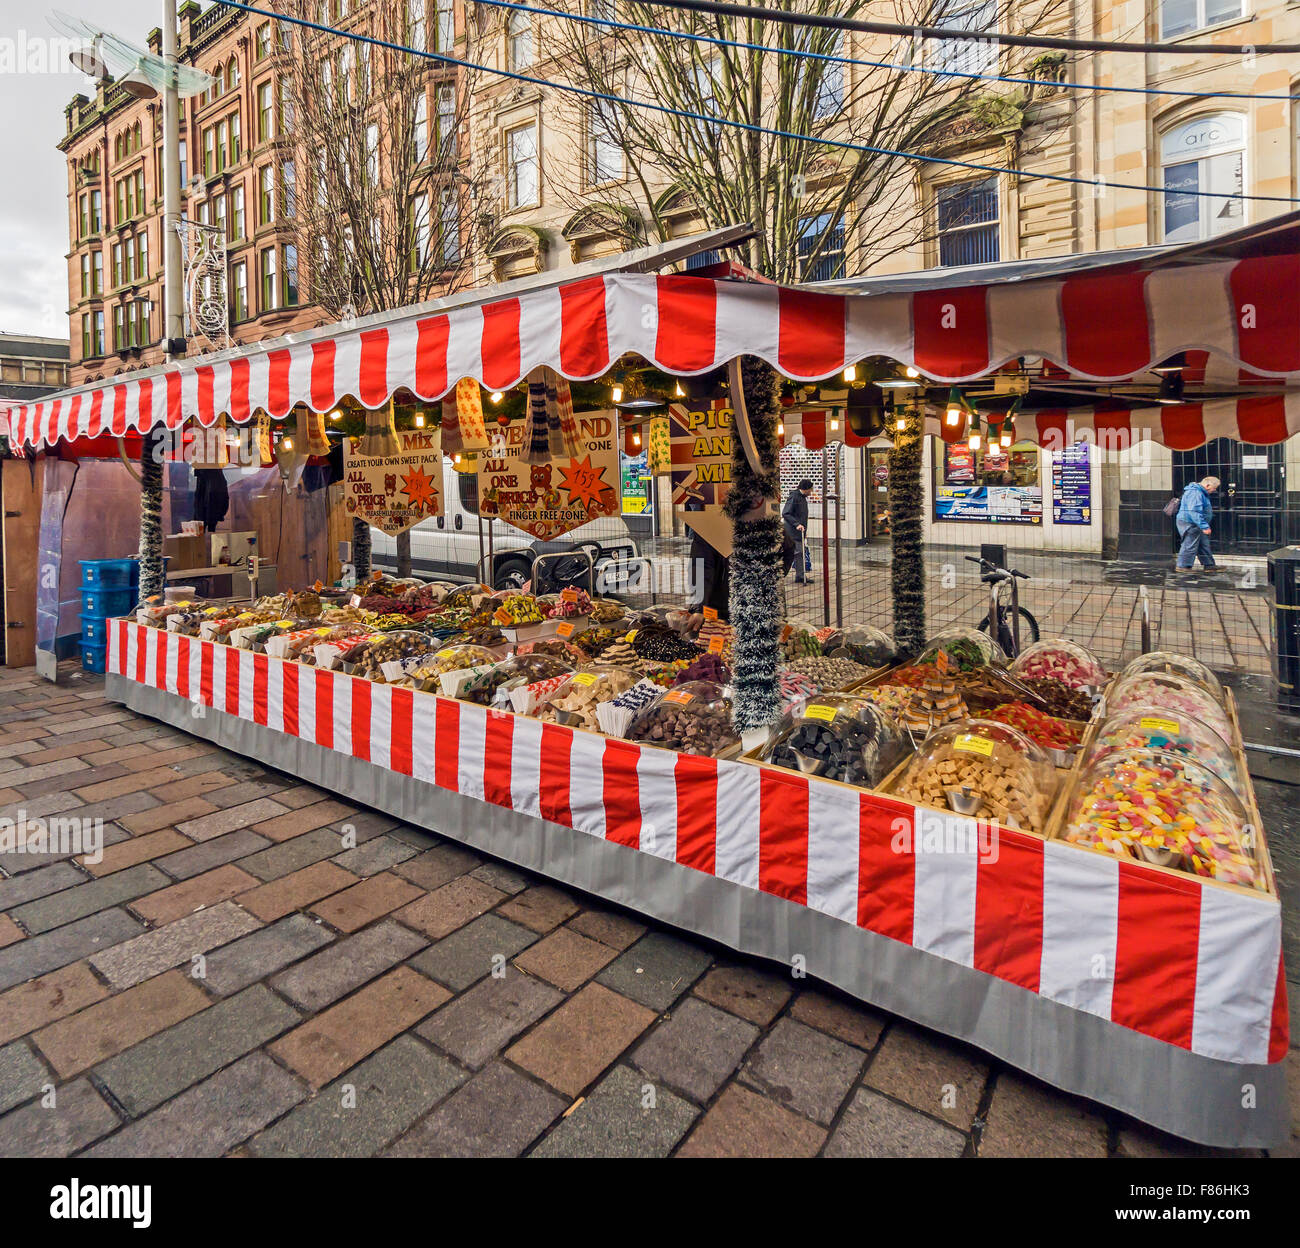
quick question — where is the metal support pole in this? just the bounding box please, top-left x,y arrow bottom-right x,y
833,442 -> 843,628
162,1 -> 183,357
1009,574 -> 1021,657
820,447 -> 831,628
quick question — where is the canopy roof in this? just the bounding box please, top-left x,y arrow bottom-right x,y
9,215 -> 1299,452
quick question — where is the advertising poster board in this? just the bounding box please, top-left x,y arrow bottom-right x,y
1051,441 -> 1092,525
477,412 -> 620,540
669,399 -> 733,557
343,427 -> 443,536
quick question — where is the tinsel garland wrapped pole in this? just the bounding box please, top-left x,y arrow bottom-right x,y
724,356 -> 783,732
889,398 -> 927,655
351,517 -> 371,583
137,428 -> 165,603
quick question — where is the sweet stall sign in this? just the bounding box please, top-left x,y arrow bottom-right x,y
343,429 -> 444,536
669,399 -> 734,557
477,414 -> 620,540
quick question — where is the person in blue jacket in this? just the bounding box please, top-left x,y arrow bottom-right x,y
1175,476 -> 1220,571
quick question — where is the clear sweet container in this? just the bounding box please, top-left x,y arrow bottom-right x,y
442,583 -> 494,611
339,630 -> 433,680
458,654 -> 574,706
764,694 -> 910,789
406,644 -> 499,681
626,680 -> 739,755
1106,672 -> 1232,741
1119,651 -> 1223,703
1062,747 -> 1261,890
893,719 -> 1055,832
1089,706 -> 1240,794
820,624 -> 897,668
918,626 -> 1007,671
1011,639 -> 1107,691
536,665 -> 642,730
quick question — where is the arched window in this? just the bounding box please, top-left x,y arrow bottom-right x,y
227,59 -> 239,91
1159,113 -> 1245,243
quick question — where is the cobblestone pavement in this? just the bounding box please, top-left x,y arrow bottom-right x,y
0,664 -> 1294,1159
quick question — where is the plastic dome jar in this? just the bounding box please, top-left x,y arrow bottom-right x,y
1089,707 -> 1241,797
1011,639 -> 1107,691
442,583 -> 493,611
536,665 -> 642,731
918,626 -> 1007,671
893,719 -> 1054,832
458,654 -> 575,706
765,694 -> 909,788
627,680 -> 739,755
1062,747 -> 1260,889
1119,651 -> 1223,703
821,625 -> 898,668
1106,672 -> 1231,742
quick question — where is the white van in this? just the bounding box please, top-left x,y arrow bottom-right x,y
369,459 -> 640,592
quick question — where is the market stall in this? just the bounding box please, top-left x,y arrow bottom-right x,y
12,214 -> 1300,1147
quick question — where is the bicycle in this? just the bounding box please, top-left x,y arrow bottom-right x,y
964,555 -> 1040,658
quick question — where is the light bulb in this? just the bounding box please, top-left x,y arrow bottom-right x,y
895,415 -> 906,431
1000,427 -> 1013,448
842,364 -> 857,383
490,391 -> 503,404
453,452 -> 462,464
328,409 -> 342,421
777,421 -> 784,436
632,432 -> 641,448
905,366 -> 919,379
968,431 -> 981,451
612,383 -> 623,403
830,417 -> 839,432
415,412 -> 425,428
674,380 -> 685,398
282,436 -> 293,450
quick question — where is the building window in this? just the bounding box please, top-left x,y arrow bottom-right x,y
935,176 -> 1000,265
279,79 -> 295,133
112,242 -> 124,287
113,304 -> 127,351
797,213 -> 846,282
506,122 -> 538,209
261,246 -> 278,311
927,0 -> 998,75
1160,113 -> 1245,243
232,260 -> 249,321
436,84 -> 457,157
138,229 -> 149,278
203,127 -> 216,177
256,21 -> 271,59
124,237 -> 136,284
216,120 -> 229,172
79,194 -> 89,238
91,189 -> 102,232
414,93 -> 428,163
81,313 -> 92,358
179,138 -> 188,187
213,193 -> 227,240
229,112 -> 241,163
365,125 -> 379,185
258,165 -> 275,224
80,253 -> 91,297
435,0 -> 454,49
587,0 -> 615,21
1160,0 -> 1244,40
92,250 -> 104,294
507,8 -> 533,72
281,159 -> 297,217
283,244 -> 299,307
92,310 -> 105,356
440,188 -> 460,263
814,35 -> 845,118
586,101 -> 621,185
408,0 -> 425,50
230,185 -> 245,239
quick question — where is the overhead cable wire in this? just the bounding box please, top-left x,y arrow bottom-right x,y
632,0 -> 1300,56
477,0 -> 1300,103
216,1 -> 1300,205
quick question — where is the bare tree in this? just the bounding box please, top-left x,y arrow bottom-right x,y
273,0 -> 491,571
534,0 -> 1069,282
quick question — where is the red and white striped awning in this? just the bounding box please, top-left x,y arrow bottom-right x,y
11,218 -> 1300,451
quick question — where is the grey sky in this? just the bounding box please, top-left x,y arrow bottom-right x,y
0,1 -> 175,337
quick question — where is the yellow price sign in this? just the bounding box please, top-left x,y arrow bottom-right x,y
1139,716 -> 1180,736
953,733 -> 994,757
804,704 -> 838,723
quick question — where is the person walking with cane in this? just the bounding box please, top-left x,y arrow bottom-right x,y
782,479 -> 813,584
1174,475 -> 1220,572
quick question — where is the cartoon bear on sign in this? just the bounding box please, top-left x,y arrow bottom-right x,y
530,462 -> 561,510
384,473 -> 397,495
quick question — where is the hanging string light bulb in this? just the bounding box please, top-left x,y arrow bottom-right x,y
967,410 -> 982,452
944,387 -> 963,428
1001,397 -> 1021,448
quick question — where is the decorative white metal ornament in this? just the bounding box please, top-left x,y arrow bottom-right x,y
176,219 -> 231,352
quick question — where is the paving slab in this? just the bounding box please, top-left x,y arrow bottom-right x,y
0,1040 -> 50,1114
0,861 -> 85,912
88,901 -> 260,989
10,863 -> 169,935
530,1064 -> 698,1159
677,1083 -> 826,1158
0,908 -> 145,992
0,963 -> 110,1046
0,1077 -> 120,1158
387,1061 -> 565,1158
407,913 -> 539,992
418,968 -> 563,1070
84,1052 -> 308,1158
825,1088 -> 968,1158
631,996 -> 759,1104
595,932 -> 714,1012
94,983 -> 301,1116
269,918 -> 427,1012
202,913 -> 336,997
250,1036 -> 464,1158
739,1016 -> 864,1126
